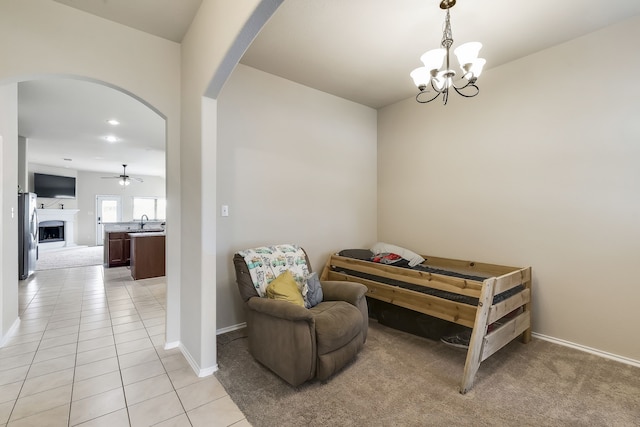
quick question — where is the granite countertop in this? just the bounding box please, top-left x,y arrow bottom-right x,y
127,231 -> 165,237
104,221 -> 165,232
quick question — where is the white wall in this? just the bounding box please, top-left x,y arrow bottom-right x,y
216,64 -> 378,329
0,84 -> 19,342
17,136 -> 27,192
180,0 -> 268,373
0,0 -> 181,348
75,170 -> 165,246
28,163 -> 166,246
377,16 -> 640,362
28,164 -> 79,210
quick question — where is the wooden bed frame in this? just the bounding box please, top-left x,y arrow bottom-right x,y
320,252 -> 532,394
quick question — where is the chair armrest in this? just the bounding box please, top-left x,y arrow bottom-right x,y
246,297 -> 313,322
321,280 -> 367,305
321,280 -> 369,343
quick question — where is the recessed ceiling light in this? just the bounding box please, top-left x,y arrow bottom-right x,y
107,119 -> 120,126
104,135 -> 118,143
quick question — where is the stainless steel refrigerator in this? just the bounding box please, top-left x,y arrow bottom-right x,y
18,192 -> 38,280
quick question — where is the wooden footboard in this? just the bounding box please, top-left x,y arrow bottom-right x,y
321,253 -> 532,394
461,267 -> 531,393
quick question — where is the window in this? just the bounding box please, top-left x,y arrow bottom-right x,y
133,197 -> 166,220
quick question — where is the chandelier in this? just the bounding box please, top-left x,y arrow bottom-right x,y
410,0 -> 485,104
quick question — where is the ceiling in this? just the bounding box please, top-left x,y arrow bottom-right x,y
20,0 -> 640,176
53,0 -> 204,43
241,0 -> 640,108
19,79 -> 166,177
19,0 -> 204,178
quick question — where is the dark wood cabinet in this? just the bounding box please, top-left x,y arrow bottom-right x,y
130,233 -> 165,280
104,232 -> 131,267
124,234 -> 131,264
105,231 -> 164,276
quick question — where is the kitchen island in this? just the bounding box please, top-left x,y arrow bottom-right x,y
129,232 -> 165,280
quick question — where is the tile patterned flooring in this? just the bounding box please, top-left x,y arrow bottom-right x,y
2,265 -> 250,426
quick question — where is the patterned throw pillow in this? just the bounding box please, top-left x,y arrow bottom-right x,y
238,244 -> 309,297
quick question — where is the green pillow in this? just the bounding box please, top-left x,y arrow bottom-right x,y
266,270 -> 305,307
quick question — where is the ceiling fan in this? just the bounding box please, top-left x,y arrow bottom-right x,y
101,164 -> 144,186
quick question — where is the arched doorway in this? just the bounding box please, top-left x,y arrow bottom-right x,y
1,75 -> 170,345
18,77 -> 166,250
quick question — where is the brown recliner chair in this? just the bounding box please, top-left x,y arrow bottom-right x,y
233,248 -> 368,387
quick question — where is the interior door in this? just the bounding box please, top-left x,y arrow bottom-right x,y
96,196 -> 122,245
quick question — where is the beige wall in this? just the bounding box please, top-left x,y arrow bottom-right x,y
377,16 -> 640,362
179,0 -> 270,372
0,0 -> 277,374
0,0 -> 181,347
216,64 -> 378,329
3,0 -> 634,370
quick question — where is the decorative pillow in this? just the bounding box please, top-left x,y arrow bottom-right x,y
338,249 -> 374,260
266,270 -> 305,307
370,242 -> 425,267
371,253 -> 403,264
304,272 -> 323,308
238,244 -> 309,297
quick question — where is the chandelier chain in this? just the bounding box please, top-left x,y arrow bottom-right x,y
441,9 -> 453,49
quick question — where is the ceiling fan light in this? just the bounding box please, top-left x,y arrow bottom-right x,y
119,178 -> 130,186
419,48 -> 446,73
410,67 -> 431,89
454,42 -> 482,68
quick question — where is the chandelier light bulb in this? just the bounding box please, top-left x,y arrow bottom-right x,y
454,42 -> 482,67
468,58 -> 486,78
410,67 -> 431,88
420,48 -> 446,73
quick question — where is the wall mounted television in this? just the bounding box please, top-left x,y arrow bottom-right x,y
33,173 -> 76,199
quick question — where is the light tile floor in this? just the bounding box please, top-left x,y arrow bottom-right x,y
2,265 -> 250,426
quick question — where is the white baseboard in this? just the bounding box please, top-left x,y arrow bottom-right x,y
0,317 -> 21,347
211,324 -> 640,368
216,322 -> 246,335
167,322 -> 246,376
164,340 -> 180,350
178,342 -> 218,377
532,332 -> 640,368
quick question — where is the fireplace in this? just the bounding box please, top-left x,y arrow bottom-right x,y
39,220 -> 65,243
36,209 -> 79,251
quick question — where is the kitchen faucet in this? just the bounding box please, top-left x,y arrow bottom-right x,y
140,214 -> 149,229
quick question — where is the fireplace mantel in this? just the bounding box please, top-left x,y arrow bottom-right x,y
37,209 -> 79,250
37,209 -> 79,222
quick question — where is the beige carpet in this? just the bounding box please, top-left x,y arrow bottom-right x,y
36,245 -> 103,270
215,321 -> 640,427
